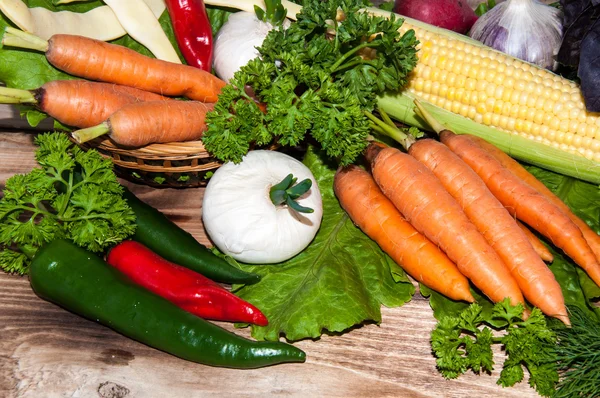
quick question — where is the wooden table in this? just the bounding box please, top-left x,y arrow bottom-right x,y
0,126 -> 540,397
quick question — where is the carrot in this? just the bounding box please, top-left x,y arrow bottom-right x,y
1,28 -> 226,102
468,134 -> 600,263
334,165 -> 475,303
71,101 -> 214,147
439,130 -> 600,287
366,143 -> 525,307
0,80 -> 169,128
517,220 -> 554,263
408,137 -> 567,324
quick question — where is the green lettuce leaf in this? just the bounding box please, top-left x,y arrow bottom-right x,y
206,6 -> 233,36
234,146 -> 415,341
427,164 -> 600,322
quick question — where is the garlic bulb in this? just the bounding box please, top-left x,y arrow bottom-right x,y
202,150 -> 323,264
469,0 -> 562,70
213,11 -> 290,83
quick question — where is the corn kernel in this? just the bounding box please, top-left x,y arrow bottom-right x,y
483,112 -> 493,125
467,106 -> 477,119
439,84 -> 449,98
518,106 -> 528,120
431,81 -> 441,96
423,80 -> 432,94
569,120 -> 579,133
491,113 -> 501,126
451,101 -> 461,114
534,110 -> 545,125
477,102 -> 487,114
549,117 -> 560,131
509,104 -> 520,118
460,104 -> 470,117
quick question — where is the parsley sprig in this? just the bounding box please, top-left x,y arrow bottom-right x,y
203,0 -> 419,165
431,299 -> 558,397
0,133 -> 136,274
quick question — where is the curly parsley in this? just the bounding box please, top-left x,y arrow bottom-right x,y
0,133 -> 136,274
431,299 -> 558,397
203,0 -> 419,165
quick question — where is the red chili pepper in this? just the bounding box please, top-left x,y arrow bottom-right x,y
107,241 -> 268,326
165,0 -> 213,71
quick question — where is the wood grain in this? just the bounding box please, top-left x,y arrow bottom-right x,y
0,104 -> 54,131
0,132 -> 540,398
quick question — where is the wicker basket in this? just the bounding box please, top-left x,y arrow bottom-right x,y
78,138 -> 220,188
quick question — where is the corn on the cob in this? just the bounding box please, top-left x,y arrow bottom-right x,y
366,7 -> 600,184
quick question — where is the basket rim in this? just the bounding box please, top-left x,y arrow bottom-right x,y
94,138 -> 211,157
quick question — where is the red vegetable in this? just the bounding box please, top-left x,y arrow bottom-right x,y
107,241 -> 268,326
394,0 -> 478,34
165,0 -> 213,71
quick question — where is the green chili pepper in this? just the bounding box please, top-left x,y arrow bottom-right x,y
122,188 -> 260,285
29,239 -> 306,369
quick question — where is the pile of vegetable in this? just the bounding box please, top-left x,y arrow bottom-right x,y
1,0 -> 600,396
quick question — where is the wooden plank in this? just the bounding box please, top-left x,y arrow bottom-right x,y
0,132 -> 540,398
0,104 -> 53,131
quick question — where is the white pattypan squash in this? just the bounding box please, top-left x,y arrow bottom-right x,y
202,150 -> 323,264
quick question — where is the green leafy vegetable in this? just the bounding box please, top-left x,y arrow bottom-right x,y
474,0 -> 496,16
203,0 -> 419,165
553,306 -> 600,398
232,146 -> 415,341
431,299 -> 558,397
206,5 -> 234,36
0,133 -> 136,274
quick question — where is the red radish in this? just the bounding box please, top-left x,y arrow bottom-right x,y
394,0 -> 478,34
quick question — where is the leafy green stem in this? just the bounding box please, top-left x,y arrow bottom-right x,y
329,41 -> 379,74
59,214 -> 115,222
365,110 -> 415,148
5,204 -> 53,219
57,172 -> 74,217
331,58 -> 378,74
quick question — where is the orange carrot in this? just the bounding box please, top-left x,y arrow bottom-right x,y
440,130 -> 600,287
72,101 -> 214,147
408,138 -> 567,324
334,165 -> 475,303
366,143 -> 525,307
517,221 -> 554,263
0,80 -> 169,128
2,28 -> 225,102
468,134 -> 600,263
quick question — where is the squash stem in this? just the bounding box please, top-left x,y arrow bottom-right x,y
270,173 -> 314,213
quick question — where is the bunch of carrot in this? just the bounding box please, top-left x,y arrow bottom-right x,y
335,100 -> 600,326
1,27 -> 226,147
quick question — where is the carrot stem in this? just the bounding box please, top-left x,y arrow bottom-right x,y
71,122 -> 111,144
0,87 -> 36,104
378,107 -> 396,129
2,27 -> 49,52
365,110 -> 414,148
413,98 -> 445,134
